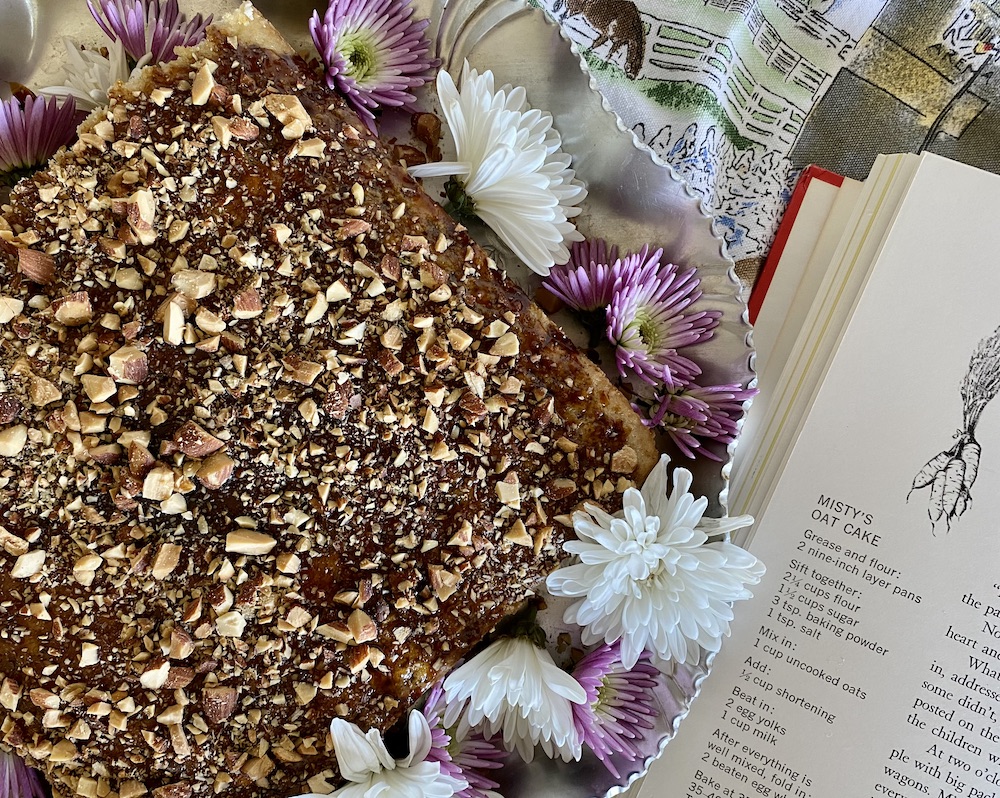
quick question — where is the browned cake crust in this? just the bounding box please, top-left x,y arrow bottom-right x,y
0,5 -> 658,797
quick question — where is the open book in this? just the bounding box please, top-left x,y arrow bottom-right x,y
639,153 -> 1000,798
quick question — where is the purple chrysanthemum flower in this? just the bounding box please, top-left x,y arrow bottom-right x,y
422,683 -> 507,798
640,382 -> 759,461
87,0 -> 211,65
571,642 -> 661,778
543,238 -> 624,312
607,248 -> 721,388
0,94 -> 78,177
0,750 -> 46,798
309,0 -> 436,134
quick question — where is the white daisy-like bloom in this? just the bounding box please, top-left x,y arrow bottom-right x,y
408,62 -> 586,276
38,37 -> 149,112
546,454 -> 765,669
443,636 -> 586,763
294,712 -> 467,798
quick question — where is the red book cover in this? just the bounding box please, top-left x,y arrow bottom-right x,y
749,165 -> 845,324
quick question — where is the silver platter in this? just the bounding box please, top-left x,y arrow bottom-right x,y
1,1 -> 753,797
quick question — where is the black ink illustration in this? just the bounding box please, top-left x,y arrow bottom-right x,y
909,325 -> 1000,530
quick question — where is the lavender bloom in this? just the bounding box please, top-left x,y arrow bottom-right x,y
543,238 -> 625,312
641,382 -> 759,461
570,643 -> 660,778
87,0 -> 211,65
0,95 -> 78,176
310,0 -> 435,133
422,683 -> 507,798
0,750 -> 46,798
607,248 -> 720,388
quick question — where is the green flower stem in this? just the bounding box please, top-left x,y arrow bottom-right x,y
497,600 -> 548,649
444,177 -> 479,225
1,165 -> 41,189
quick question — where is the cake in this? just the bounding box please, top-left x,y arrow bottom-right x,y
0,5 -> 659,797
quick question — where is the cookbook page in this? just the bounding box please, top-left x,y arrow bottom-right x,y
644,153 -> 1000,798
731,154 -> 918,526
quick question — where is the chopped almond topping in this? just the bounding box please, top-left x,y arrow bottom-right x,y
172,421 -> 225,457
17,248 -> 55,284
53,291 -> 93,326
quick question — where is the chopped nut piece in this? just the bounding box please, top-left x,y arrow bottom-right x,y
151,544 -> 183,580
172,421 -> 225,457
169,628 -> 195,660
211,115 -> 233,148
215,610 -> 247,638
225,530 -> 277,556
195,307 -> 227,334
276,552 -> 301,573
0,425 -> 28,458
490,331 -> 520,357
0,527 -> 29,556
610,445 -> 639,473
53,291 -> 93,326
163,301 -> 184,345
428,564 -> 461,601
201,686 -> 237,724
128,442 -> 155,477
78,643 -> 100,668
48,740 -> 79,763
336,218 -> 370,240
230,116 -> 260,140
447,520 -> 474,547
289,138 -> 326,158
0,295 -> 24,324
28,376 -> 61,407
191,60 -> 217,105
171,269 -> 217,300
115,267 -> 144,289
232,287 -> 263,318
197,451 -> 235,489
120,782 -> 148,798
127,189 -> 157,243
142,465 -> 175,502
347,609 -> 377,643
18,248 -> 55,284
304,292 -> 328,325
448,328 -> 474,351
496,475 -> 520,507
504,519 -> 533,547
282,354 -> 324,385
11,549 -> 46,579
294,682 -> 318,706
167,220 -> 190,243
0,678 -> 22,711
262,93 -> 312,138
316,622 -> 353,643
139,660 -> 171,690
108,345 -> 149,384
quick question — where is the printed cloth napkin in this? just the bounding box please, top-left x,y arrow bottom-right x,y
539,0 -> 1000,284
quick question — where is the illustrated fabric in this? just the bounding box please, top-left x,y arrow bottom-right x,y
539,0 -> 1000,277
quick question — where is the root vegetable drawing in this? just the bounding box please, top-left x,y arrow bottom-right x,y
910,324 -> 999,530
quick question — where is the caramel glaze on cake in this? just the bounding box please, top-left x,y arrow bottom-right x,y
0,6 -> 658,797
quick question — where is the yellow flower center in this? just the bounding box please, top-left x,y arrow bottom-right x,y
341,32 -> 378,82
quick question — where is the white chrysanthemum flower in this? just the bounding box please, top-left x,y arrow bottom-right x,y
547,455 -> 765,669
294,712 -> 467,798
443,636 -> 586,763
409,62 -> 586,276
38,37 -> 149,112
